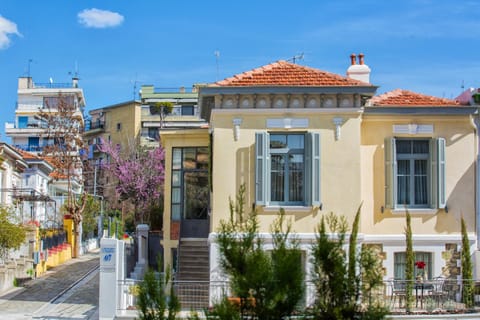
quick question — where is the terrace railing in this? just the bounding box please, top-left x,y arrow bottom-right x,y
116,278 -> 480,315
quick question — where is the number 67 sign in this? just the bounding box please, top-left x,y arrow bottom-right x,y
100,246 -> 116,272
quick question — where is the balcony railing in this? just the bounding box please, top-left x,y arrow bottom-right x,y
14,144 -> 46,152
85,119 -> 105,131
14,143 -> 71,153
116,278 -> 480,315
34,82 -> 76,89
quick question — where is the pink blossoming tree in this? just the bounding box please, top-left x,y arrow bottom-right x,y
98,139 -> 165,225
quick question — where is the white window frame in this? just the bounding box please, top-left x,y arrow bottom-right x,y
255,131 -> 320,207
385,137 -> 446,210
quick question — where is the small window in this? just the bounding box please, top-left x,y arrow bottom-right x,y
182,105 -> 195,116
148,128 -> 159,141
116,123 -> 122,131
385,138 -> 446,209
394,252 -> 432,280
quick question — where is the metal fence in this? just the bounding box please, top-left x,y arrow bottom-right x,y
117,278 -> 480,314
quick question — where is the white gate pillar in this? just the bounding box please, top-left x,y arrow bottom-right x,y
99,238 -> 125,320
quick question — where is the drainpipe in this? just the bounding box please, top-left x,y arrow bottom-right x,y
474,115 -> 480,250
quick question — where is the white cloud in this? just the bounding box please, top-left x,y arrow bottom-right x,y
78,8 -> 124,28
0,15 -> 20,49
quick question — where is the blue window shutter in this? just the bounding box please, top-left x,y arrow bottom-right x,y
437,138 -> 446,209
385,137 -> 396,209
306,132 -> 321,206
255,132 -> 269,205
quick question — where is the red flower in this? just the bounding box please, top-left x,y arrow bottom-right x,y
415,261 -> 426,269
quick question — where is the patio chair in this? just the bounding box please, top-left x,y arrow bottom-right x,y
391,279 -> 407,308
428,276 -> 447,307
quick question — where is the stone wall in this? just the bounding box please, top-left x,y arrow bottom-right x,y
442,243 -> 462,301
0,256 -> 34,293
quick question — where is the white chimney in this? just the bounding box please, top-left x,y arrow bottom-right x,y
347,53 -> 371,83
72,77 -> 79,88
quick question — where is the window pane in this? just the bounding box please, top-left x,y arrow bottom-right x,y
271,155 -> 285,201
184,171 -> 209,219
396,140 -> 411,154
394,252 -> 432,280
287,134 -> 304,149
394,252 -> 406,279
414,252 -> 432,279
289,154 -> 304,202
413,140 -> 429,154
148,128 -> 159,141
172,187 -> 181,203
196,147 -> 209,169
397,160 -> 410,205
172,171 -> 181,187
270,134 -> 287,149
183,148 -> 196,169
171,205 -> 181,221
173,149 -> 182,170
414,160 -> 428,204
182,105 -> 195,116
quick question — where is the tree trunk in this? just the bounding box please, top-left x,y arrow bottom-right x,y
72,221 -> 80,258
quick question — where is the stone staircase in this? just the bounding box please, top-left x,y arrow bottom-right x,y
175,239 -> 210,309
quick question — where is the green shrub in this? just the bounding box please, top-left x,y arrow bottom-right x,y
136,266 -> 179,320
205,297 -> 241,320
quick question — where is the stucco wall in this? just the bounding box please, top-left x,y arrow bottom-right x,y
361,115 -> 476,236
210,108 -> 363,234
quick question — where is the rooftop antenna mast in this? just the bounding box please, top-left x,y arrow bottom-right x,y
27,59 -> 33,77
68,61 -> 80,78
214,50 -> 220,81
289,53 -> 304,64
132,73 -> 140,100
74,60 -> 79,78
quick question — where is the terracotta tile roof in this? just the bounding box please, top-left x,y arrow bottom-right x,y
369,89 -> 460,106
42,156 -> 62,168
214,60 -> 372,87
50,171 -> 68,180
15,148 -> 41,160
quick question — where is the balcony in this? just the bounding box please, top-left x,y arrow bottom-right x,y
84,119 -> 105,134
5,122 -> 46,135
14,143 -> 70,153
13,144 -> 46,153
141,104 -> 199,120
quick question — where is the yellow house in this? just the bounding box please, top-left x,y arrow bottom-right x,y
160,56 -> 478,304
85,100 -> 142,204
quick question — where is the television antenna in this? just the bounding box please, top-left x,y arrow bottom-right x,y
132,73 -> 142,100
214,50 -> 220,81
288,53 -> 304,64
68,61 -> 80,79
26,59 -> 33,77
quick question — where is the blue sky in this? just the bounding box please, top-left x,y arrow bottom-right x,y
0,1 -> 478,139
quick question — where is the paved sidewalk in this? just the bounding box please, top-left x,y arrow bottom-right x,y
0,249 -> 99,319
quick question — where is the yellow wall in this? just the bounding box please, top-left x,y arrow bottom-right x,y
104,102 -> 141,147
209,109 -> 364,234
361,115 -> 476,235
160,128 -> 210,270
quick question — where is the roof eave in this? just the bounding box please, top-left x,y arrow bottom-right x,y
364,106 -> 477,115
200,85 -> 378,96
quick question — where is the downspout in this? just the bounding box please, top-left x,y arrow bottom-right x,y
473,114 -> 480,250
